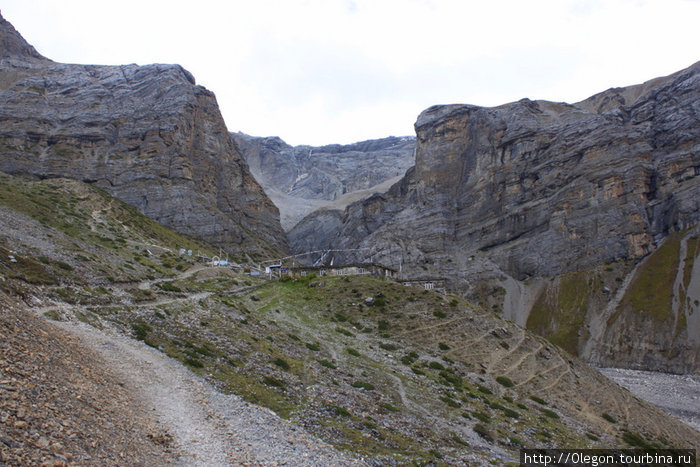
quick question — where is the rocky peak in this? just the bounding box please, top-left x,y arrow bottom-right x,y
233,132 -> 415,230
0,11 -> 50,65
0,14 -> 287,257
289,62 -> 700,373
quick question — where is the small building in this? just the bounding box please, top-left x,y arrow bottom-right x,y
284,262 -> 397,280
401,277 -> 448,293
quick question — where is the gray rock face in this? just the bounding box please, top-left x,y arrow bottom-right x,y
0,13 -> 287,256
291,62 -> 700,372
232,132 -> 414,230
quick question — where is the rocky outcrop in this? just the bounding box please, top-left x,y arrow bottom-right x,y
232,133 -> 414,230
0,13 -> 287,257
291,62 -> 700,373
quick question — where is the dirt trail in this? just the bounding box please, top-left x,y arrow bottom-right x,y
51,318 -> 368,466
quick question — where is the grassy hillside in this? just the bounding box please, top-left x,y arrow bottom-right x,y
1,172 -> 698,465
523,227 -> 699,373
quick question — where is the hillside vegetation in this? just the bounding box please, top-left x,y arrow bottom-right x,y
1,172 -> 698,465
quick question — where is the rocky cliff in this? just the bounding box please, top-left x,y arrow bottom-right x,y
0,13 -> 287,258
290,62 -> 700,373
232,133 -> 414,230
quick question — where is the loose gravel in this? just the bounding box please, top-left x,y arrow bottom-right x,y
599,367 -> 700,432
57,319 -> 369,466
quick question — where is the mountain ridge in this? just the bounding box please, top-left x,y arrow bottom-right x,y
0,12 -> 288,259
232,132 -> 415,230
289,61 -> 700,373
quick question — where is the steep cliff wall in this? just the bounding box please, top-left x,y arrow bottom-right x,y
0,13 -> 287,258
291,62 -> 700,372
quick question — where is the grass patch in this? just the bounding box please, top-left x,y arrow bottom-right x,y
539,407 -> 560,419
272,357 -> 290,371
351,381 -> 375,391
318,359 -> 337,369
131,322 -> 152,341
495,375 -> 515,387
530,395 -> 547,405
262,376 -> 286,389
526,270 -> 592,355
616,232 -> 682,322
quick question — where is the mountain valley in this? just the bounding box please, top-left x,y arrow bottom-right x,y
0,10 -> 698,466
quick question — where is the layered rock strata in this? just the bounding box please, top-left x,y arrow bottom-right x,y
0,13 -> 287,257
290,62 -> 700,372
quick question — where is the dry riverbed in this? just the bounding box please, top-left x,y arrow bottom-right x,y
599,367 -> 700,432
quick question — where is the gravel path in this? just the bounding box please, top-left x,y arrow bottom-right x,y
55,319 -> 368,466
599,367 -> 700,432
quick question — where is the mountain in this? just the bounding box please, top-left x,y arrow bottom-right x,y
290,62 -> 700,374
0,13 -> 287,259
1,172 -> 698,464
232,133 -> 415,230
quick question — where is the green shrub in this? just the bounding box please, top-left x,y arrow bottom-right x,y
262,376 -> 286,389
377,320 -> 389,331
158,282 -> 181,292
352,381 -> 375,390
438,342 -> 450,351
335,327 -> 355,337
318,359 -> 337,369
440,396 -> 461,408
509,436 -> 523,447
473,423 -> 493,442
477,385 -> 492,395
540,408 -> 559,419
330,405 -> 351,417
439,371 -> 462,388
184,357 -> 203,368
400,352 -> 418,365
530,395 -> 547,405
305,342 -> 321,351
272,358 -> 290,371
131,322 -> 152,341
472,411 -> 490,423
602,412 -> 616,423
621,431 -> 654,449
496,376 -> 515,387
428,361 -> 445,370
433,310 -> 447,318
379,402 -> 398,412
43,310 -> 61,321
346,348 -> 361,357
56,261 -> 74,271
378,342 -> 398,351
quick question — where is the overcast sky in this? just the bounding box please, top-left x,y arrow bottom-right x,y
3,0 -> 698,146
